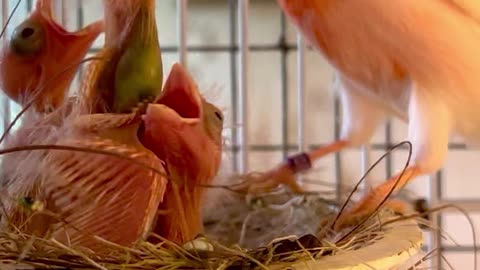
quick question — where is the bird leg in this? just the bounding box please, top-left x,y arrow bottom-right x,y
333,166 -> 421,230
334,82 -> 451,231
236,76 -> 385,196
234,140 -> 348,195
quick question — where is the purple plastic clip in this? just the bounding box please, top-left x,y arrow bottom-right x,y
285,152 -> 312,173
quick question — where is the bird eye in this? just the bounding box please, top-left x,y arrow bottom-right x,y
10,21 -> 45,55
214,110 -> 223,121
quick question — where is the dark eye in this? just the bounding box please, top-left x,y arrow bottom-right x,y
10,21 -> 45,55
214,111 -> 223,121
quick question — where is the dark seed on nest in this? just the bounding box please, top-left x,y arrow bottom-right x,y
227,257 -> 266,270
298,234 -> 322,249
275,234 -> 322,252
258,234 -> 326,262
413,198 -> 430,229
414,198 -> 430,219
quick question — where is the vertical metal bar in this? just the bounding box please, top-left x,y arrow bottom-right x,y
296,34 -> 306,152
228,0 -> 239,172
296,33 -> 306,184
237,0 -> 249,173
53,1 -> 66,29
333,89 -> 343,201
1,0 -> 10,139
1,0 -> 8,46
436,171 -> 444,268
427,172 -> 442,268
360,145 -> 371,193
53,0 -> 69,93
61,0 -> 67,26
76,0 -> 84,78
53,0 -> 60,22
385,120 -> 393,178
280,14 -> 288,159
177,0 -> 188,67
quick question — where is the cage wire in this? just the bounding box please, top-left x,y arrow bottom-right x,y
0,0 -> 479,269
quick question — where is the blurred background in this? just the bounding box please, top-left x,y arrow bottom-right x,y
1,0 -> 479,268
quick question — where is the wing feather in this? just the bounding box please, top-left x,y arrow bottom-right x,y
443,0 -> 480,23
3,113 -> 167,252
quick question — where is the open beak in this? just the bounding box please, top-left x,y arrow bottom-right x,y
32,0 -> 104,50
0,0 -> 104,110
38,0 -> 104,33
144,63 -> 202,127
34,0 -> 104,64
9,0 -> 104,110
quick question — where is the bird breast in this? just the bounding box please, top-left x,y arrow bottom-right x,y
298,0 -> 480,126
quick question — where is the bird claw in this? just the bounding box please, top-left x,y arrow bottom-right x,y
234,162 -> 305,196
332,199 -> 410,231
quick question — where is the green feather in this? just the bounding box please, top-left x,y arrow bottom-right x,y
113,4 -> 163,113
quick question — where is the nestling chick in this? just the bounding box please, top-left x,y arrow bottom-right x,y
250,0 -> 480,230
140,63 -> 224,244
0,0 -> 104,112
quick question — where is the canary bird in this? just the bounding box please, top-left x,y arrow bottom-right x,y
247,0 -> 480,230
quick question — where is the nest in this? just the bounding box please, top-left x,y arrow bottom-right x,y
0,184 -> 425,270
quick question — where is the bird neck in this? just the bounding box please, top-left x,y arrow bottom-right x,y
103,0 -> 157,48
151,166 -> 211,244
102,0 -> 134,47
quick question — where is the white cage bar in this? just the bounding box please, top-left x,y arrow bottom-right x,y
296,34 -> 306,154
176,0 -> 187,67
1,0 -> 9,140
296,33 -> 306,185
237,0 -> 249,173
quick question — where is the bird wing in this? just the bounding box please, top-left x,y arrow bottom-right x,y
42,115 -> 167,251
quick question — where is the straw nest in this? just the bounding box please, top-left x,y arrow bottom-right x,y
0,181 -> 425,270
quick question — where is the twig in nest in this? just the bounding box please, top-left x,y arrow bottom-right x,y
403,248 -> 440,270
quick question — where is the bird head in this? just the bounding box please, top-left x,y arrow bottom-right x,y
0,0 -> 104,112
140,63 -> 223,183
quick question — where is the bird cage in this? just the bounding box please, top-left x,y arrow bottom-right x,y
0,0 -> 477,269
